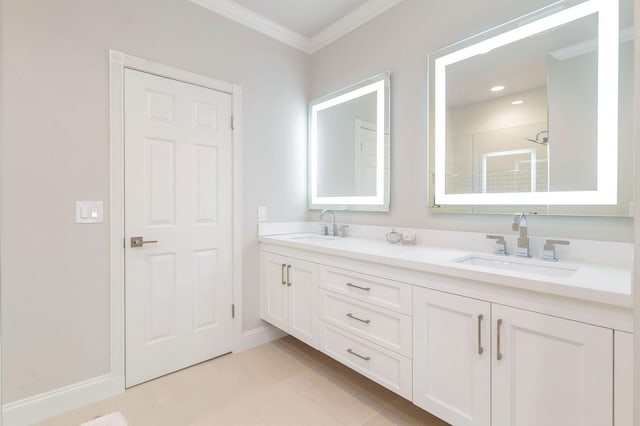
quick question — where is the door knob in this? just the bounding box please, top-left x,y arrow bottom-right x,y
130,236 -> 158,248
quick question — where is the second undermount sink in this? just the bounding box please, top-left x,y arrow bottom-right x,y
453,255 -> 577,278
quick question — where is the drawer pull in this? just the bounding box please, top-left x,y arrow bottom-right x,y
346,313 -> 371,324
281,264 -> 286,285
347,348 -> 371,361
346,282 -> 371,292
477,314 -> 484,355
497,319 -> 503,361
287,265 -> 291,287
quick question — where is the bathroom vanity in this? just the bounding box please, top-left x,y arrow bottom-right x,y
289,3 -> 636,423
259,230 -> 633,426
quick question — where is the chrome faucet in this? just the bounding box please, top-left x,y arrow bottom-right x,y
512,213 -> 529,257
486,235 -> 507,255
320,209 -> 338,236
542,239 -> 570,262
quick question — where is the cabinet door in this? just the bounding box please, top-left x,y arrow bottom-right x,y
288,258 -> 318,347
614,331 -> 633,426
260,252 -> 289,331
413,287 -> 491,426
492,304 -> 613,426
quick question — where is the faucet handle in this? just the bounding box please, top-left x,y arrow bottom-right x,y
486,235 -> 507,255
542,239 -> 570,262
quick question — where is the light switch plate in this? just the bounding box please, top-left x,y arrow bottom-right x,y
257,206 -> 268,222
76,201 -> 104,224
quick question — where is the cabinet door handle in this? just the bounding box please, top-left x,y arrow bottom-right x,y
497,319 -> 503,361
347,348 -> 371,361
477,314 -> 484,355
346,313 -> 371,324
281,264 -> 286,285
287,265 -> 291,286
346,282 -> 371,292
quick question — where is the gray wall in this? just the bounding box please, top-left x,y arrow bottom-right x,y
1,0 -> 309,403
309,0 -> 633,240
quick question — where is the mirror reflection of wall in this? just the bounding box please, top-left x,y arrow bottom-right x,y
316,92 -> 377,197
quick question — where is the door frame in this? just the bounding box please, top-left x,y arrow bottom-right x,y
108,50 -> 243,392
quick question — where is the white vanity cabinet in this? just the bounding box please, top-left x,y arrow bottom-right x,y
317,265 -> 414,399
413,287 -> 615,426
260,251 -> 318,348
413,288 -> 491,426
259,239 -> 633,426
491,304 -> 613,426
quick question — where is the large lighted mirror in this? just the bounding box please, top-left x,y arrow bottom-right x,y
428,0 -> 634,216
309,72 -> 390,211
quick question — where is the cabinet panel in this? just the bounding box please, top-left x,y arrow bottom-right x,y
492,304 -> 613,426
614,331 -> 633,426
318,322 -> 412,400
320,266 -> 412,313
288,258 -> 318,347
260,252 -> 288,331
413,287 -> 491,426
319,289 -> 412,356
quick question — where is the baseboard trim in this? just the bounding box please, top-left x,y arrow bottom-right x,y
1,327 -> 283,425
2,374 -> 118,426
234,324 -> 287,352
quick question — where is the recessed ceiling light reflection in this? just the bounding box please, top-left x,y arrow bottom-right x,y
490,85 -> 505,92
512,100 -> 524,105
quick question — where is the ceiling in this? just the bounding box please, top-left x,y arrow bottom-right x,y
190,0 -> 404,53
233,0 -> 369,38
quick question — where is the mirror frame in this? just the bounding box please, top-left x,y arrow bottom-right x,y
431,0 -> 619,206
308,72 -> 391,211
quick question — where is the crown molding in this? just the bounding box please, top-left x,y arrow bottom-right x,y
309,0 -> 404,52
190,0 -> 313,53
549,26 -> 634,60
190,0 -> 404,54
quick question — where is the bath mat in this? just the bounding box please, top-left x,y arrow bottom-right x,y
80,412 -> 128,426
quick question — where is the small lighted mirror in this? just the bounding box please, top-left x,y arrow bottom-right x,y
428,0 -> 634,215
309,72 -> 390,211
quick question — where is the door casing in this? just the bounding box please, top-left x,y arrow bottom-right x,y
109,50 -> 244,393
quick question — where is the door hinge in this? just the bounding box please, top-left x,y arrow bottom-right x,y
232,304 -> 235,318
231,115 -> 235,129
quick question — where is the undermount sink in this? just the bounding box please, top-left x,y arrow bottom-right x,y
453,255 -> 577,278
290,235 -> 338,242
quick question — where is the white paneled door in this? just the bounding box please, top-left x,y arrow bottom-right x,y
124,69 -> 233,387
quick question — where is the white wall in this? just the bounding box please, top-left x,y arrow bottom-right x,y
309,0 -> 633,241
1,0 -> 309,403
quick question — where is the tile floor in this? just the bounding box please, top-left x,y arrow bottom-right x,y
37,337 -> 449,425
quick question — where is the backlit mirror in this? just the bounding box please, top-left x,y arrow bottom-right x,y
428,0 -> 634,215
309,72 -> 390,211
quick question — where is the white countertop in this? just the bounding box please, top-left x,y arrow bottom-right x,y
259,233 -> 633,308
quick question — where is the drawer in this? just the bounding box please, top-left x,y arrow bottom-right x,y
318,321 -> 412,400
319,266 -> 412,313
319,290 -> 412,357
